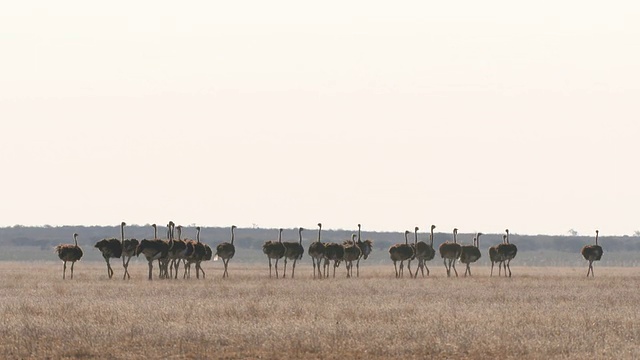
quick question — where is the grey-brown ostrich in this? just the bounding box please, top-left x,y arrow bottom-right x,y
323,240 -> 345,278
342,234 -> 362,278
497,229 -> 518,277
120,222 -> 139,280
183,227 -> 200,279
94,224 -> 123,279
55,233 -> 84,280
308,223 -> 326,279
439,228 -> 462,277
282,227 -> 305,278
184,227 -> 210,279
388,230 -> 415,278
413,226 -> 436,278
201,241 -> 213,278
156,223 -> 173,279
489,235 -> 507,277
459,233 -> 482,277
135,224 -> 170,280
215,225 -> 237,278
168,224 -> 191,279
581,230 -> 604,277
263,228 -> 286,278
354,224 -> 373,277
420,224 -> 437,276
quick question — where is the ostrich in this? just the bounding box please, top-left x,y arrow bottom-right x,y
55,233 -> 84,280
343,234 -> 362,278
459,233 -> 482,277
413,225 -> 436,278
308,223 -> 326,279
183,227 -> 200,279
201,241 -> 214,278
185,227 -> 211,279
497,229 -> 518,277
263,228 -> 286,278
157,222 -> 173,279
489,235 -> 507,277
168,224 -> 191,279
282,227 -> 305,278
581,230 -> 604,277
120,222 -> 139,280
215,225 -> 237,278
439,228 -> 462,277
135,224 -> 170,280
181,228 -> 198,278
323,240 -> 345,278
94,224 -> 123,279
422,224 -> 438,276
388,230 -> 415,278
354,224 -> 373,277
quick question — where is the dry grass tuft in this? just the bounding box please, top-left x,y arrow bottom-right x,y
0,262 -> 638,359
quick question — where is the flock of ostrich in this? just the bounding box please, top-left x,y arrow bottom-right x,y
54,222 -> 604,280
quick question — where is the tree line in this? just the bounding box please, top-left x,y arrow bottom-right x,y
2,225 -> 639,255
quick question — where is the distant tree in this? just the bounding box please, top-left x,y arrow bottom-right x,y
567,229 -> 578,236
634,230 -> 640,237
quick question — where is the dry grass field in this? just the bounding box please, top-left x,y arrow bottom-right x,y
1,261 -> 639,359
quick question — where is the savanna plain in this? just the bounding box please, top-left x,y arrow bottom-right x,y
1,262 -> 638,359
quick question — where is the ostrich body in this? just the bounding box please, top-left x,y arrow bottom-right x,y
581,230 -> 603,277
135,224 -> 170,280
55,233 -> 84,280
388,230 -> 415,278
215,225 -> 237,278
308,223 -> 326,279
168,224 -> 191,279
439,228 -> 462,277
263,228 -> 286,278
489,236 -> 507,277
120,222 -> 139,280
459,233 -> 482,277
497,229 -> 518,277
413,225 -> 436,277
354,224 -> 373,277
185,227 -> 210,279
282,227 -> 305,278
342,234 -> 362,278
323,241 -> 345,278
94,224 -> 123,279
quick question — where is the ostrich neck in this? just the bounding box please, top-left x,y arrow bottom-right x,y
121,224 -> 125,244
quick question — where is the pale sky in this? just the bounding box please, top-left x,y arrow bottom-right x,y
1,1 -> 639,236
